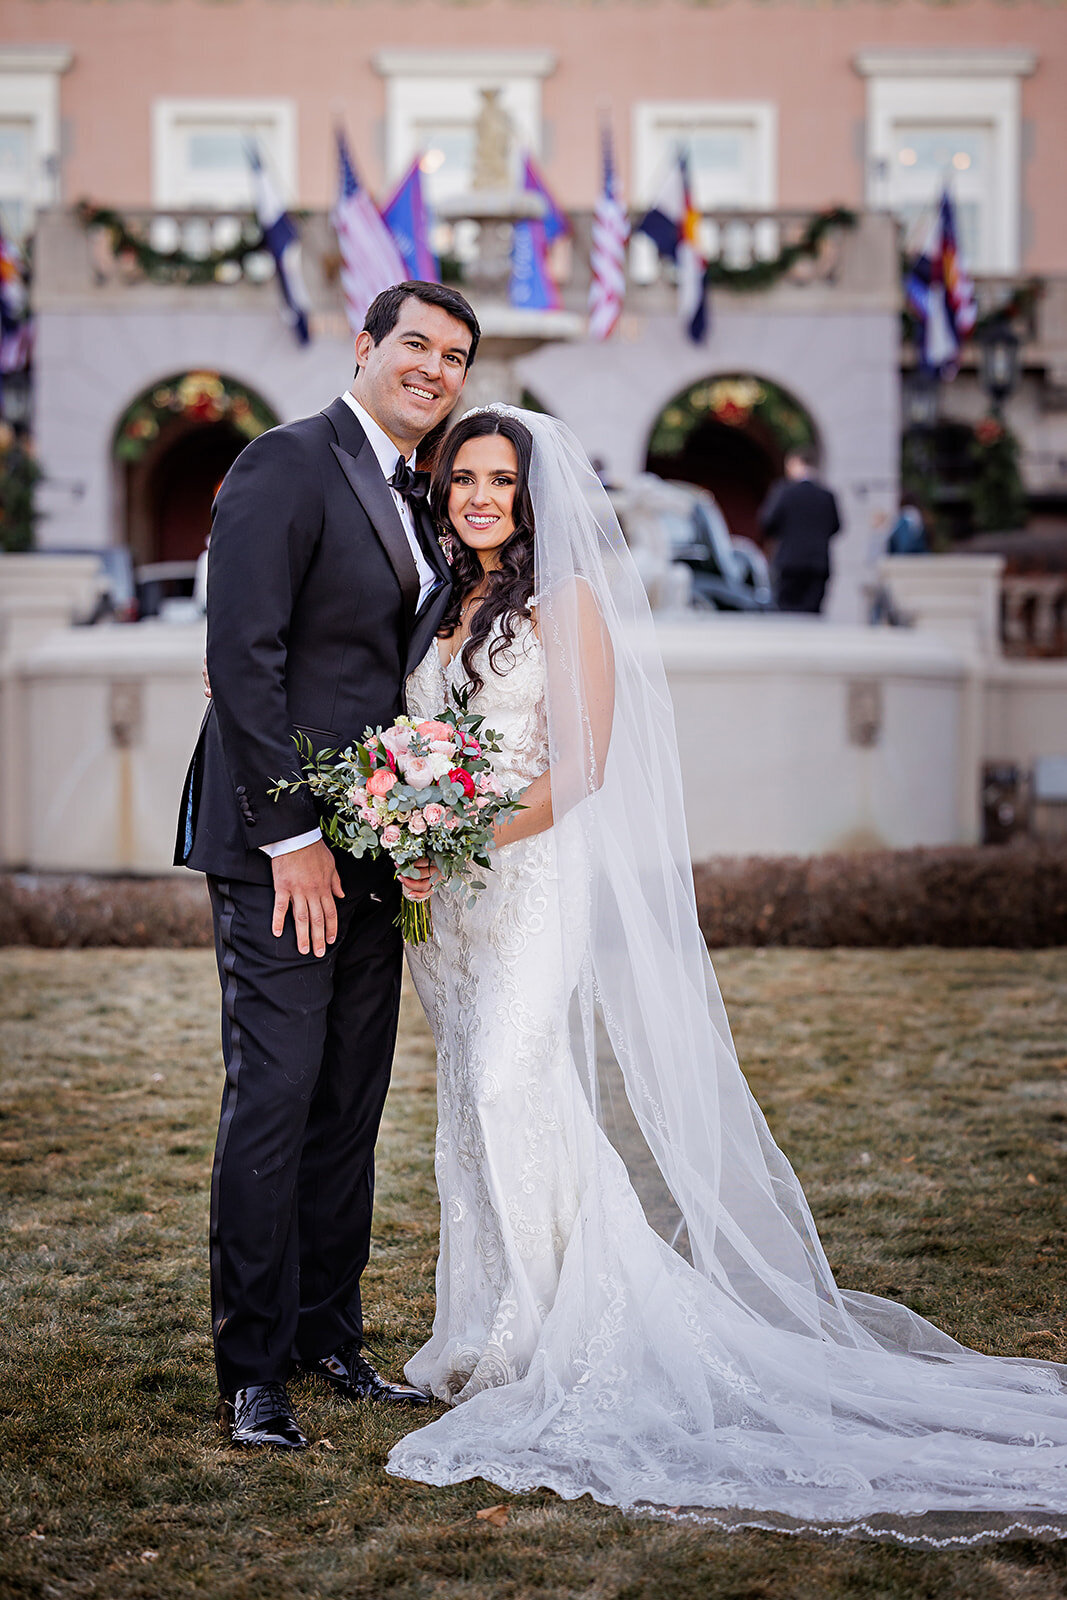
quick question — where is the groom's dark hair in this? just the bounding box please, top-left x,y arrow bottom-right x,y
357,281 -> 481,371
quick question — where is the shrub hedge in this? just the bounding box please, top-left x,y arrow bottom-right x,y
693,842 -> 1067,948
2,843 -> 1066,950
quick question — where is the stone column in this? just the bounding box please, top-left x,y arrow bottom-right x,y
0,554 -> 102,867
877,554 -> 1005,844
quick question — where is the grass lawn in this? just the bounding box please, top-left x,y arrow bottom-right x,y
0,945 -> 1065,1600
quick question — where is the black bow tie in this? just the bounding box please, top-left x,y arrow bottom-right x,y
389,457 -> 430,504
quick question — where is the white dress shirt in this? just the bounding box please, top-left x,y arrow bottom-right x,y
262,394 -> 438,860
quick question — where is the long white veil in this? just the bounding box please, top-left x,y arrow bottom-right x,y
389,405 -> 1067,1543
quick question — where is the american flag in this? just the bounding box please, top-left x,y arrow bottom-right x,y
588,123 -> 629,341
333,129 -> 407,338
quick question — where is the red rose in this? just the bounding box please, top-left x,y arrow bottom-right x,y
449,768 -> 476,799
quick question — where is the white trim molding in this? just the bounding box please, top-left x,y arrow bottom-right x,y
855,49 -> 1037,81
0,46 -> 74,75
373,49 -> 556,80
633,100 -> 778,208
0,45 -> 72,234
859,51 -> 1034,274
151,97 -> 297,208
374,51 -> 555,189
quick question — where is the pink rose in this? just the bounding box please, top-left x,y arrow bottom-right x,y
423,803 -> 445,826
380,823 -> 401,846
475,773 -> 492,794
359,805 -> 380,827
416,719 -> 453,741
408,812 -> 428,835
476,795 -> 493,809
449,768 -> 476,799
346,783 -> 367,808
366,768 -> 397,797
444,812 -> 461,831
458,732 -> 482,757
400,754 -> 434,790
381,724 -> 414,757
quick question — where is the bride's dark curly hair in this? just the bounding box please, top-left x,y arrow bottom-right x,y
430,411 -> 536,696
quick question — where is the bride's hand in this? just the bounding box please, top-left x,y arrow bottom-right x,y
398,858 -> 440,901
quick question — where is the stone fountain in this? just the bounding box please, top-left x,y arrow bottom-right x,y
435,87 -> 581,409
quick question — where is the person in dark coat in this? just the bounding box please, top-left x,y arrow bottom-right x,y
174,281 -> 479,1451
758,447 -> 841,614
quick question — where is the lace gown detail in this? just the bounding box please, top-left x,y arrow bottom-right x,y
390,622 -> 1067,1541
401,620 -> 583,1402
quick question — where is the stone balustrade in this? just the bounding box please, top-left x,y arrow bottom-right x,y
1002,573 -> 1067,657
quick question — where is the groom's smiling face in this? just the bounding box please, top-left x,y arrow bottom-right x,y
352,298 -> 472,452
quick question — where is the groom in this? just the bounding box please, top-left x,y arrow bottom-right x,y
174,280 -> 479,1449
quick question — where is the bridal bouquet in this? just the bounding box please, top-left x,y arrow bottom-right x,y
270,692 -> 524,944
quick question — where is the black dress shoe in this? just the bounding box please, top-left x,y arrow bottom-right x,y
220,1382 -> 308,1449
305,1340 -> 431,1406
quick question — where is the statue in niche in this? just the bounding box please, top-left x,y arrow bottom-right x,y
471,88 -> 514,191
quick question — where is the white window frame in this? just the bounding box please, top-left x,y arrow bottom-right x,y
631,100 -> 777,282
373,50 -> 556,190
151,97 -> 297,208
632,100 -> 778,211
856,49 -> 1036,275
0,46 -> 72,236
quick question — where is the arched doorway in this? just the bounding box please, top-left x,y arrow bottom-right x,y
113,372 -> 279,565
645,375 -> 819,544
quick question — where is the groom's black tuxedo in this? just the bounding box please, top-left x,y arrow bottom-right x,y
176,396 -> 452,882
174,397 -> 453,1393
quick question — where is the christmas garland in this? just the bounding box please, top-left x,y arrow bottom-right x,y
115,372 -> 278,464
702,206 -> 858,291
649,374 -> 816,460
900,274 -> 1042,346
78,201 -> 269,286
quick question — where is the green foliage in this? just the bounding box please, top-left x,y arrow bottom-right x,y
703,205 -> 857,291
0,425 -> 41,552
114,371 -> 278,464
901,414 -> 1027,542
78,199 -> 270,286
970,414 -> 1027,533
650,373 -> 816,461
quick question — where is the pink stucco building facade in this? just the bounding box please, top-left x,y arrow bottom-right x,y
3,1 -> 1066,620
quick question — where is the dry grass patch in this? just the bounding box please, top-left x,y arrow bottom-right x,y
0,947 -> 1065,1599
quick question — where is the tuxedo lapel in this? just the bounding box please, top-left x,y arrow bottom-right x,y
414,497 -> 453,588
323,400 -> 420,635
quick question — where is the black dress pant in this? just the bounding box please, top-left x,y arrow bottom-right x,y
775,567 -> 829,614
207,854 -> 402,1394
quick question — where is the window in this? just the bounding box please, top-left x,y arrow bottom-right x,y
633,101 -> 777,213
374,50 -> 555,208
857,50 -> 1036,274
632,101 -> 777,279
151,99 -> 297,208
0,46 -> 71,241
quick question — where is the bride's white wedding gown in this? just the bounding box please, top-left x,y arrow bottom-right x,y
389,620 -> 1067,1541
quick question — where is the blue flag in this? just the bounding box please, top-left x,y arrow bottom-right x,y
509,153 -> 564,311
246,141 -> 311,345
381,158 -> 439,282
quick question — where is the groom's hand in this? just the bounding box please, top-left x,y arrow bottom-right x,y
271,839 -> 344,956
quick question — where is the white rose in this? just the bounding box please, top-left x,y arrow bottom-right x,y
428,752 -> 453,780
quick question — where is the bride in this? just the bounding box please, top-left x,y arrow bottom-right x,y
389,404 -> 1067,1543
